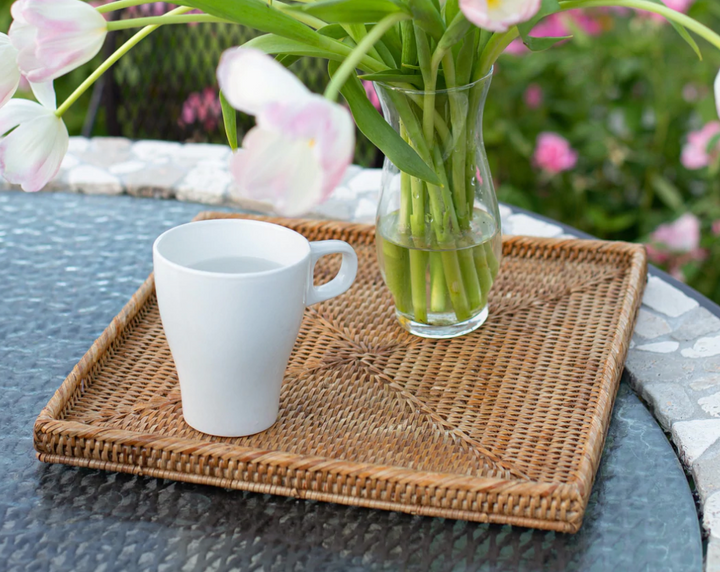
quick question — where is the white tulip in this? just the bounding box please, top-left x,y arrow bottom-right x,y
0,99 -> 68,192
460,0 -> 542,33
219,48 -> 355,216
10,0 -> 108,83
0,34 -> 21,108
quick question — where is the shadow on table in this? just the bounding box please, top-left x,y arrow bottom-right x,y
30,381 -> 701,572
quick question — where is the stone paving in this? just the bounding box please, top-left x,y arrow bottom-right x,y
4,136 -> 720,568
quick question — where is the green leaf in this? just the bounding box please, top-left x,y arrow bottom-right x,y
373,38 -> 398,67
289,0 -> 406,24
443,0 -> 460,25
400,20 -> 418,66
219,91 -> 237,152
318,24 -> 348,40
646,0 -> 702,60
358,69 -> 424,86
276,54 -> 301,68
708,132 -> 720,153
522,35 -> 572,51
587,209 -> 637,233
651,174 -> 685,212
383,22 -> 404,62
244,34 -> 349,63
329,61 -> 441,185
435,12 -> 472,54
180,0 -> 320,45
408,0 -> 446,40
455,27 -> 477,85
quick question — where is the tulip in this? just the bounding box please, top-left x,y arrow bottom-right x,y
218,48 -> 354,216
715,69 -> 720,120
0,34 -> 21,108
0,99 -> 68,192
9,0 -> 108,83
459,0 -> 542,33
217,48 -> 310,116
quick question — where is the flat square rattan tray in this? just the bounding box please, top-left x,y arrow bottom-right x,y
34,213 -> 647,533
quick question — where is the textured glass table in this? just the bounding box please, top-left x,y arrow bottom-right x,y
0,191 -> 702,571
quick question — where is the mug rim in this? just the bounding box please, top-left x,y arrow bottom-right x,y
153,219 -> 311,279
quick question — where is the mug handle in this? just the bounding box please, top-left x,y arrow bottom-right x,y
306,240 -> 358,306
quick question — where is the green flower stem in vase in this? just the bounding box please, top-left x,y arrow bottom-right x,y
375,69 -> 502,339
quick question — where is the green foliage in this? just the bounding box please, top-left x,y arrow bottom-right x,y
1,0 -> 718,302
486,1 -> 720,302
288,0 -> 407,24
329,60 -> 441,185
219,92 -> 237,151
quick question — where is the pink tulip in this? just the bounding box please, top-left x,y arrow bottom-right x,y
0,99 -> 68,192
0,34 -> 21,108
9,0 -> 107,83
681,122 -> 720,170
524,84 -> 543,109
651,213 -> 701,253
218,48 -> 354,217
460,0 -> 542,33
712,220 -> 720,237
533,132 -> 578,174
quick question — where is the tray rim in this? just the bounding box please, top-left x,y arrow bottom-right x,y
34,213 -> 648,533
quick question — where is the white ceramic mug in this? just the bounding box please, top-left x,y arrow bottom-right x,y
153,219 -> 358,437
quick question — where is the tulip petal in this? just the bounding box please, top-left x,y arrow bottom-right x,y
29,80 -> 56,109
258,95 -> 354,200
0,99 -> 68,192
230,127 -> 324,216
0,98 -> 46,135
0,34 -> 21,108
217,47 -> 310,116
10,0 -> 107,83
460,0 -> 542,33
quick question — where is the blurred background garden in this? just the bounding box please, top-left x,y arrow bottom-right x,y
1,0 -> 719,303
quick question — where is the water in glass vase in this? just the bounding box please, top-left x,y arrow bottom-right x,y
376,209 -> 501,339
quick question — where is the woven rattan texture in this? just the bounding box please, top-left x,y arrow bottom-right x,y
34,213 -> 647,533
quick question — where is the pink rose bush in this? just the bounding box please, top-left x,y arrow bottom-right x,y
505,11 -> 605,55
179,87 -> 222,132
646,213 -> 706,281
681,122 -> 720,170
524,84 -> 543,109
533,132 -> 578,174
651,213 -> 701,253
217,48 -> 354,217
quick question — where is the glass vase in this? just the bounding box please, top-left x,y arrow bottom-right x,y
374,72 -> 502,339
